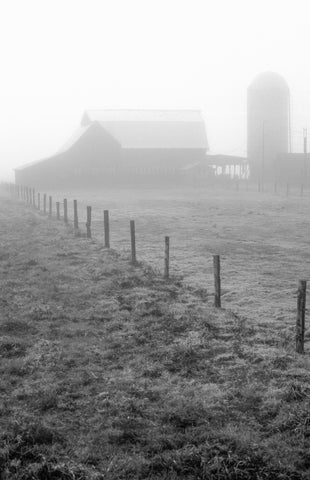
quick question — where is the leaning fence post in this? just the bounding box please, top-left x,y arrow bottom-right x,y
296,280 -> 307,354
86,206 -> 92,238
104,210 -> 110,248
49,196 -> 52,216
164,236 -> 170,279
73,200 -> 78,230
130,220 -> 136,264
56,202 -> 60,220
213,255 -> 221,308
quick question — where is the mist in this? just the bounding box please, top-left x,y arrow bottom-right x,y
1,0 -> 310,180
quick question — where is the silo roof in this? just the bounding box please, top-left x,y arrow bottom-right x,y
248,71 -> 289,93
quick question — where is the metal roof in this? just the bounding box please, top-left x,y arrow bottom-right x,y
81,110 -> 208,149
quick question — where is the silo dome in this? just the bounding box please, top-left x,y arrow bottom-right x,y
249,71 -> 290,93
247,71 -> 290,181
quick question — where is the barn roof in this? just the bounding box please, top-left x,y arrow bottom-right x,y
81,110 -> 209,149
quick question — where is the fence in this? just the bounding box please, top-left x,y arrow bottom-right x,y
1,181 -> 308,354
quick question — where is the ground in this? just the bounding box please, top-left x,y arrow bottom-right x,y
1,183 -> 310,479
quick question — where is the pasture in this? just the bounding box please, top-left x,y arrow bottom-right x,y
1,184 -> 310,479
49,184 -> 310,329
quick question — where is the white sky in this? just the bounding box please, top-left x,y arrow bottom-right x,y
1,0 -> 310,180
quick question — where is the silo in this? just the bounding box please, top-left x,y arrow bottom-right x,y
247,71 -> 290,181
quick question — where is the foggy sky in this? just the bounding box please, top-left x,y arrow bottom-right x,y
1,0 -> 310,180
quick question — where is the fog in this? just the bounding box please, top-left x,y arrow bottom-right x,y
1,0 -> 310,180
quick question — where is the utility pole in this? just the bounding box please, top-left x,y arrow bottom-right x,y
303,128 -> 307,179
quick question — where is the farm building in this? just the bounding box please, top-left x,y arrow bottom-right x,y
15,110 -> 209,188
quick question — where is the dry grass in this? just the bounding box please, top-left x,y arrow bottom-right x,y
1,184 -> 310,479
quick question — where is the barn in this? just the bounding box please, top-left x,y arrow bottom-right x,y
15,110 -> 209,188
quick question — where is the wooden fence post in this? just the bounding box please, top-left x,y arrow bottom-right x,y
37,193 -> 40,210
213,255 -> 221,308
104,210 -> 110,248
49,196 -> 52,216
296,280 -> 307,354
63,199 -> 68,223
32,189 -> 35,207
86,206 -> 91,238
73,200 -> 78,229
43,194 -> 47,214
130,220 -> 136,264
164,236 -> 170,279
56,202 -> 60,220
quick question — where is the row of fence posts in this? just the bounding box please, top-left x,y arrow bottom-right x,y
12,184 -> 222,303
6,182 -> 309,354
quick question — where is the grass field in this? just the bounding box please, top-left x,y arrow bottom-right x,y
48,184 -> 310,330
1,184 -> 310,479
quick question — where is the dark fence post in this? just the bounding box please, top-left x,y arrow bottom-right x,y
130,220 -> 136,264
49,196 -> 52,216
63,199 -> 68,223
37,193 -> 40,210
43,194 -> 47,214
296,280 -> 307,354
86,206 -> 91,238
73,200 -> 78,229
213,255 -> 221,308
32,188 -> 35,207
104,210 -> 110,248
164,236 -> 170,279
56,202 -> 60,220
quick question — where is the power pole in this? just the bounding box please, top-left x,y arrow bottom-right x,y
303,128 -> 307,179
